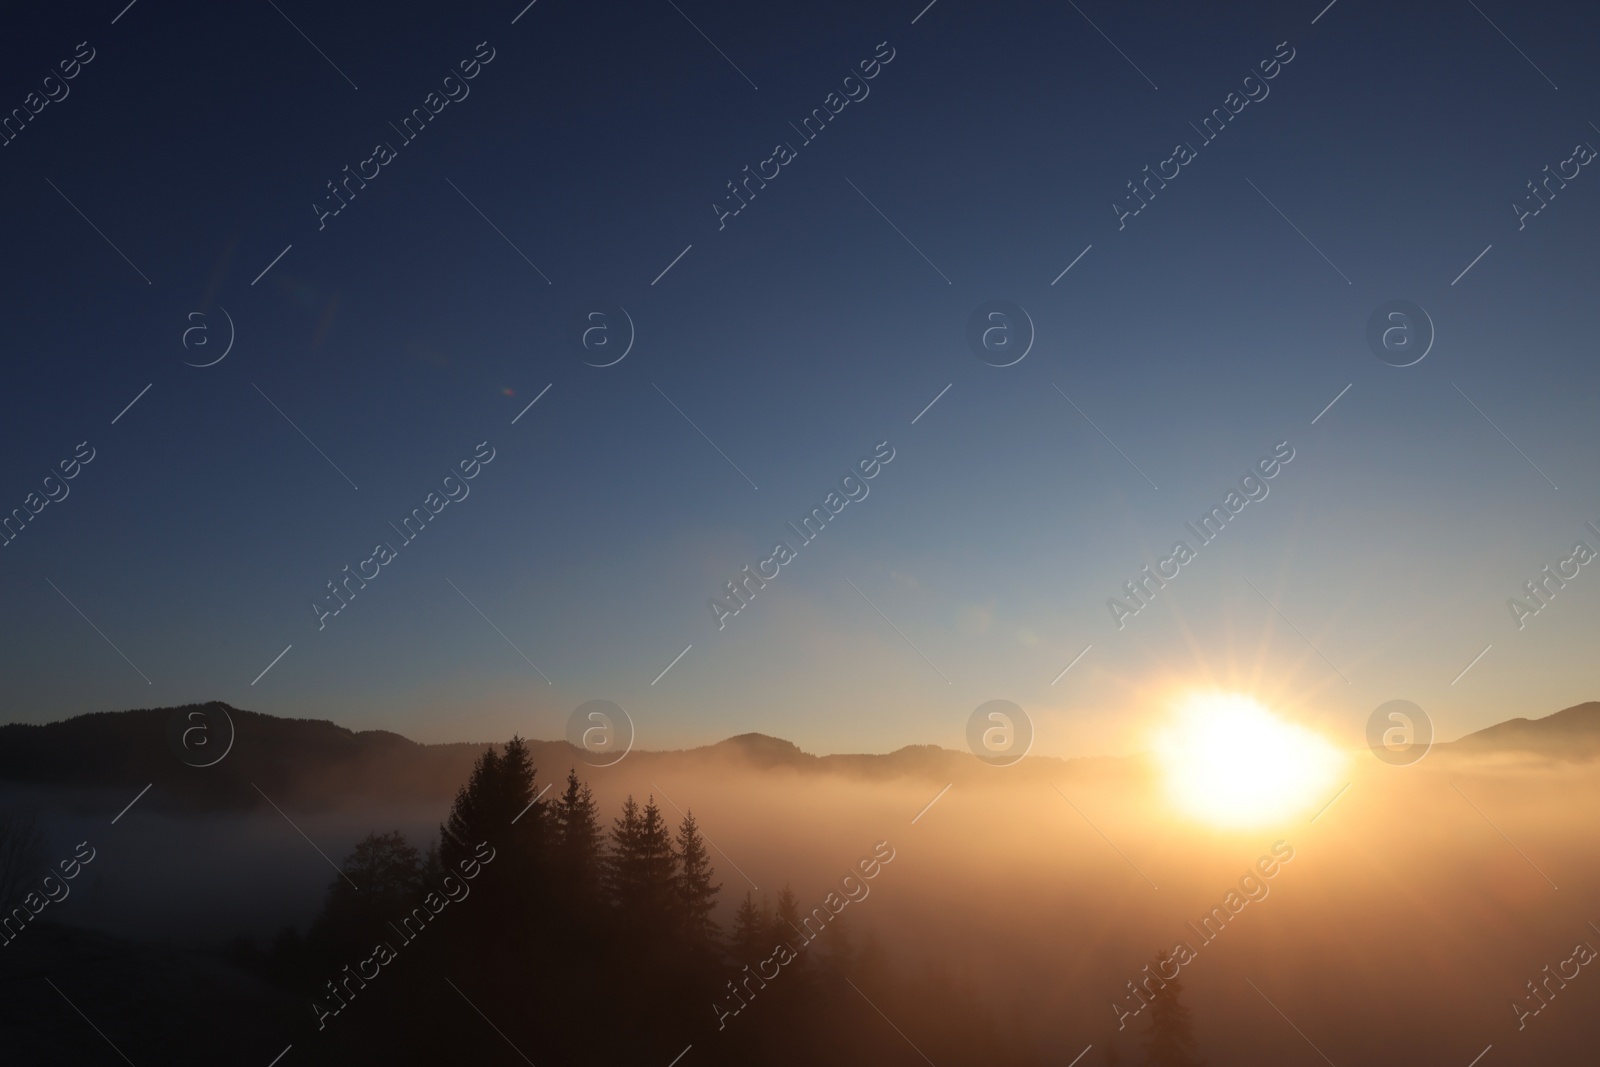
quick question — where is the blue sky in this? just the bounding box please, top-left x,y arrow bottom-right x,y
2,0 -> 1596,756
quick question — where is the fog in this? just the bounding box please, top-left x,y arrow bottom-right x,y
6,740 -> 1594,1065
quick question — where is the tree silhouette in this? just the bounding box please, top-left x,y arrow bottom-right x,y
824,909 -> 857,977
675,809 -> 720,947
1141,952 -> 1206,1067
606,795 -> 677,929
439,744 -> 500,872
433,736 -> 547,1014
306,830 -> 422,965
731,889 -> 768,964
606,794 -> 642,913
498,737 -> 545,860
553,767 -> 604,906
772,884 -> 806,977
636,798 -> 677,923
772,885 -> 800,936
279,745 -> 1040,1067
440,738 -> 543,869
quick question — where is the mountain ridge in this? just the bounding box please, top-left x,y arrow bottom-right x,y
0,699 -> 1593,812
1445,699 -> 1600,758
0,703 -> 1087,812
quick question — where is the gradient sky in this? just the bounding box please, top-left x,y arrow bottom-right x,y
2,0 -> 1596,757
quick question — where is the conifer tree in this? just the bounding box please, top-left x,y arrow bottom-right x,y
439,738 -> 543,873
674,809 -> 720,947
606,794 -> 643,910
440,745 -> 501,873
773,888 -> 798,935
608,795 -> 678,927
824,910 -> 857,976
498,736 -> 536,809
604,793 -> 687,1046
635,797 -> 678,923
554,768 -> 604,905
496,736 -> 546,873
731,890 -> 768,965
772,884 -> 807,973
1142,952 -> 1206,1066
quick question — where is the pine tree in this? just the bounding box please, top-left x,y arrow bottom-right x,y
603,793 -> 688,1048
497,736 -> 538,821
731,890 -> 768,965
440,745 -> 501,873
635,797 -> 678,923
439,738 -> 543,874
772,885 -> 802,939
607,795 -> 677,925
772,885 -> 807,974
606,794 -> 643,910
496,736 -> 546,877
674,810 -> 720,947
1142,953 -> 1206,1066
554,768 -> 604,905
823,910 -> 857,976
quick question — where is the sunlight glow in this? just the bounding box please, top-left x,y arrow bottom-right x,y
1153,693 -> 1345,828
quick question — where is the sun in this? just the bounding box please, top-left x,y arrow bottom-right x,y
1153,692 -> 1345,828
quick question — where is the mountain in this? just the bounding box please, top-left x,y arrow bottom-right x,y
0,704 -> 491,812
3,699 -> 1593,815
1446,700 -> 1600,759
0,703 -> 1086,813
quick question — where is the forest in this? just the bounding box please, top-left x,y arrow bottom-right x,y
228,738 -> 1203,1065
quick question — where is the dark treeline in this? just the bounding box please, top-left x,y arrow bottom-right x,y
232,739 -> 1043,1066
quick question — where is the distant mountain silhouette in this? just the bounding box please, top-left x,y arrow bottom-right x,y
0,703 -> 491,812
703,733 -> 1000,781
2,699 -> 1591,814
0,703 -> 1102,813
708,732 -> 814,768
1446,700 -> 1600,759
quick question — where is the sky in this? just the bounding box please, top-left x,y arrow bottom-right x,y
1,0 -> 1596,758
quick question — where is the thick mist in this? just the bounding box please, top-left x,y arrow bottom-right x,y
7,739 -> 1594,1065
